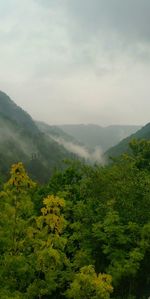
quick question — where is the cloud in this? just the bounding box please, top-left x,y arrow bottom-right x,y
0,0 -> 150,126
65,0 -> 150,43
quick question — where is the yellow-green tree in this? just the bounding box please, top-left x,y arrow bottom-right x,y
27,195 -> 69,298
66,265 -> 113,299
0,163 -> 36,298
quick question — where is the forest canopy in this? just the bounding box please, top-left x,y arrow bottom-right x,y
0,139 -> 150,299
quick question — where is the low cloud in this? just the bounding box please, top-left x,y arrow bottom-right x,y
49,135 -> 104,163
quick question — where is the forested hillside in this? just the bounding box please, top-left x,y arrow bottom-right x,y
0,91 -> 150,299
0,91 -> 76,182
0,91 -> 38,134
106,123 -> 150,159
0,139 -> 150,299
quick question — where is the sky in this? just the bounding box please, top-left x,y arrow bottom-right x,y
0,0 -> 150,125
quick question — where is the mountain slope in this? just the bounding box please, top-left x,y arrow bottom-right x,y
106,123 -> 150,158
0,91 -> 38,134
0,91 -> 75,182
37,121 -> 79,144
59,124 -> 141,152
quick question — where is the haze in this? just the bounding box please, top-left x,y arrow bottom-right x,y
0,0 -> 150,125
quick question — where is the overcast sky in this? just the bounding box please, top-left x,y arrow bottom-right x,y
0,0 -> 150,125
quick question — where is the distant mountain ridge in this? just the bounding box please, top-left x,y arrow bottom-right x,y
59,124 -> 141,152
36,121 -> 104,163
37,121 -> 80,144
106,123 -> 150,158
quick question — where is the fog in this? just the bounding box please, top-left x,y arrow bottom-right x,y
49,135 -> 104,163
0,118 -> 36,158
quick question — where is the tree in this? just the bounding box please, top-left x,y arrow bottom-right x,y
27,195 -> 69,298
0,163 -> 36,297
66,265 -> 113,299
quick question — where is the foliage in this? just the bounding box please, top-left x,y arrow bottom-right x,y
66,265 -> 113,299
0,139 -> 150,298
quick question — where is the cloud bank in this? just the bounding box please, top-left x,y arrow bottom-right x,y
0,0 -> 150,125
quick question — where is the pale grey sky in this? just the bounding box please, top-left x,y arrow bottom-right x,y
0,0 -> 150,125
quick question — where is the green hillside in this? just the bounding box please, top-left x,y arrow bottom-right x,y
0,91 -> 75,182
106,123 -> 150,158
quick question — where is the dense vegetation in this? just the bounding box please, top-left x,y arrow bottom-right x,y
0,139 -> 150,299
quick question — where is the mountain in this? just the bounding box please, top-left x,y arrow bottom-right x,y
59,124 -> 141,152
37,121 -> 79,144
106,123 -> 150,158
0,91 -> 38,134
0,91 -> 75,182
